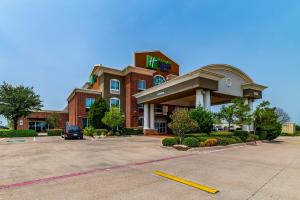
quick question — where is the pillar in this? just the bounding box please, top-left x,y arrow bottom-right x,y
150,104 -> 155,129
242,98 -> 254,132
143,104 -> 149,129
204,90 -> 211,111
195,89 -> 204,107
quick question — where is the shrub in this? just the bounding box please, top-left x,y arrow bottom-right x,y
234,130 -> 249,142
200,138 -> 218,147
256,131 -> 267,140
185,133 -> 208,138
122,128 -> 143,135
232,136 -> 243,143
211,132 -> 234,138
83,128 -> 94,137
182,137 -> 199,147
93,129 -> 108,136
162,138 -> 178,146
246,134 -> 259,142
217,137 -> 237,146
190,107 -> 214,133
0,130 -> 37,137
266,130 -> 281,140
47,129 -> 63,136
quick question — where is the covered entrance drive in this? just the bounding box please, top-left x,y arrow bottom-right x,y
134,64 -> 267,135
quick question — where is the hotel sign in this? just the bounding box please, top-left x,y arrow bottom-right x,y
146,55 -> 171,72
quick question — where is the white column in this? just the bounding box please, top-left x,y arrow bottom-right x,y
204,90 -> 211,111
143,104 -> 149,129
242,98 -> 254,132
195,89 -> 204,107
150,104 -> 155,129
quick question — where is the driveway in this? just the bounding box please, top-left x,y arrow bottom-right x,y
0,136 -> 300,200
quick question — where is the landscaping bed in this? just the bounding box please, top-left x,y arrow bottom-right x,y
162,131 -> 270,149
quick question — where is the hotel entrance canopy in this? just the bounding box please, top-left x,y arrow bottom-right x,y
134,64 -> 267,107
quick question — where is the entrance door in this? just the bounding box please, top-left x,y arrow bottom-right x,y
155,120 -> 167,134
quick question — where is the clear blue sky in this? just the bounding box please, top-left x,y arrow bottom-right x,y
0,0 -> 300,125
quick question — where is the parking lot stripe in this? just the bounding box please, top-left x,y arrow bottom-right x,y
154,170 -> 219,194
0,145 -> 245,190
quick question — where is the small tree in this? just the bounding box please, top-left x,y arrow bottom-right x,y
190,106 -> 214,134
253,101 -> 281,140
218,104 -> 235,131
102,107 -> 124,133
0,82 -> 42,130
168,109 -> 198,144
46,112 -> 61,129
88,97 -> 109,129
232,98 -> 253,128
276,107 -> 291,124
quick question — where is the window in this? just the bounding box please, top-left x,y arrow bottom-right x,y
153,75 -> 166,86
138,117 -> 144,127
154,105 -> 163,113
86,98 -> 95,108
110,79 -> 120,94
138,80 -> 146,91
110,97 -> 120,109
137,103 -> 144,113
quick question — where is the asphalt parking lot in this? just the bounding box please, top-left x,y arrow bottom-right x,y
1,136 -> 300,200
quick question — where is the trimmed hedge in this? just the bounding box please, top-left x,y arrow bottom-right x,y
162,138 -> 178,146
47,129 -> 63,136
122,128 -> 143,135
0,130 -> 38,137
234,131 -> 249,142
200,138 -> 218,147
246,134 -> 259,142
217,137 -> 237,146
182,137 -> 199,147
185,133 -> 208,138
93,129 -> 108,136
211,132 -> 234,138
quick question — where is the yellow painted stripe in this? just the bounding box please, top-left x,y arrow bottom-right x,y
154,170 -> 219,194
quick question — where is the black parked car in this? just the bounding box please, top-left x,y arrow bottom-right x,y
62,125 -> 83,140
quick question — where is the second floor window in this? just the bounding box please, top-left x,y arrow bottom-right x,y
138,80 -> 146,91
110,79 -> 120,94
86,98 -> 95,108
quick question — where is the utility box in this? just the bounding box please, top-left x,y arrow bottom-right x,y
282,123 -> 296,134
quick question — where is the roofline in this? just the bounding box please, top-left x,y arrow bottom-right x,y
67,88 -> 102,101
133,68 -> 224,98
93,65 -> 156,77
36,110 -> 68,114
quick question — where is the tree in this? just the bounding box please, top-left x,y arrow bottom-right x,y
0,82 -> 42,130
190,106 -> 214,134
88,97 -> 109,129
217,104 -> 235,131
102,107 -> 124,133
232,98 -> 252,128
168,109 -> 198,144
276,107 -> 290,124
253,101 -> 281,140
46,112 -> 61,129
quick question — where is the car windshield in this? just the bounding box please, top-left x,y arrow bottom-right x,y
67,125 -> 80,132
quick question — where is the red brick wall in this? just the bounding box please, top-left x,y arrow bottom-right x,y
17,112 -> 69,130
125,72 -> 153,127
68,92 -> 102,128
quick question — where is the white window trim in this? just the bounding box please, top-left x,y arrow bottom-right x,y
138,80 -> 146,90
110,79 -> 120,94
110,97 -> 120,109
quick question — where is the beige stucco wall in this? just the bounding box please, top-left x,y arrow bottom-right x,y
282,123 -> 296,134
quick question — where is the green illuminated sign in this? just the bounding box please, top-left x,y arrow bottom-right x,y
146,55 -> 171,72
89,74 -> 97,85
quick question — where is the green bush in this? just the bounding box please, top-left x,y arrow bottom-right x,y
266,130 -> 281,140
256,131 -> 267,140
185,133 -> 208,138
122,128 -> 143,135
246,134 -> 259,142
83,128 -> 94,137
162,138 -> 178,146
211,132 -> 234,138
232,136 -> 243,143
182,137 -> 199,147
234,130 -> 249,142
0,130 -> 37,137
93,129 -> 108,136
47,129 -> 63,136
217,137 -> 237,146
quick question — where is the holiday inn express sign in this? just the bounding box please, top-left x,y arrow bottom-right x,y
146,55 -> 171,72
